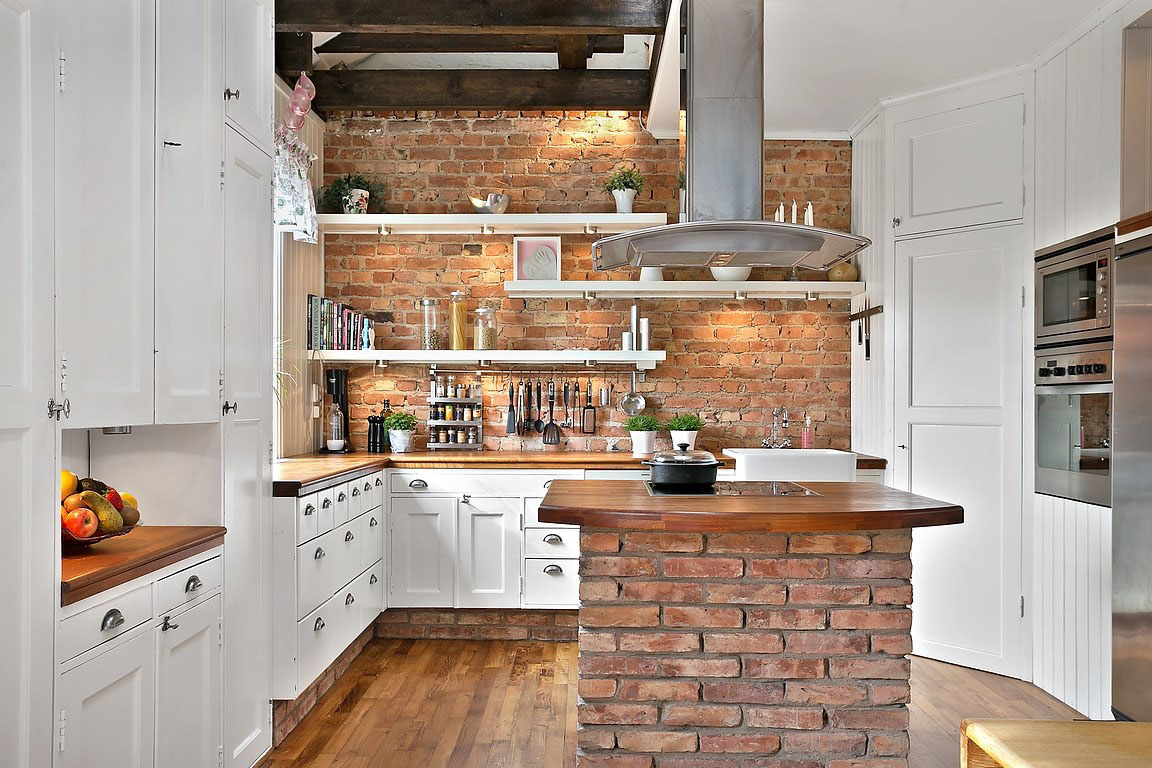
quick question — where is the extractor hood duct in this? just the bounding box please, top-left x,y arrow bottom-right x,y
594,0 -> 870,272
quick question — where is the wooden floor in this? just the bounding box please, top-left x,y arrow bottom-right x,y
259,641 -> 1079,768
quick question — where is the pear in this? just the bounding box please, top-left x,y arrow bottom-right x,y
80,490 -> 123,533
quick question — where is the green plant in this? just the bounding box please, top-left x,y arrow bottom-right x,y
678,168 -> 686,190
272,336 -> 300,410
624,414 -> 661,432
664,413 -> 704,431
317,173 -> 386,213
602,165 -> 645,195
384,411 -> 417,431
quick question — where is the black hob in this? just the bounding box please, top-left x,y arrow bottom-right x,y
645,481 -> 820,498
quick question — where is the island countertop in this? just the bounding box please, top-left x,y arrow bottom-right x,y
537,479 -> 962,532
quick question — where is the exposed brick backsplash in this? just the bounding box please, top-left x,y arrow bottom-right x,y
575,529 -> 913,767
376,607 -> 578,641
322,111 -> 853,454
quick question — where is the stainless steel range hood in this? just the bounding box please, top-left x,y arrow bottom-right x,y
594,0 -> 870,273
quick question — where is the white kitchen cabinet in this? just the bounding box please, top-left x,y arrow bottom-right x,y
154,0 -> 224,424
156,595 -> 223,768
390,495 -> 458,608
457,497 -> 522,609
56,0 -> 156,428
891,95 -> 1024,237
223,0 -> 273,152
523,558 -> 580,608
56,628 -> 156,768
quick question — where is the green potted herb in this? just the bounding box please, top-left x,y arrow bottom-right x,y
384,411 -> 418,453
603,165 -> 645,214
318,173 -> 385,214
624,413 -> 661,457
664,413 -> 705,450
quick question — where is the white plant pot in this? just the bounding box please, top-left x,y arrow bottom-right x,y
342,188 -> 370,214
630,430 -> 657,457
669,430 -> 698,451
612,188 -> 637,214
710,266 -> 752,281
389,429 -> 415,453
639,267 -> 665,282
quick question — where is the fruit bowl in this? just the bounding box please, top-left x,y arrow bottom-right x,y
61,524 -> 137,551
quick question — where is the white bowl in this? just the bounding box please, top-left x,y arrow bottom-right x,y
710,266 -> 752,281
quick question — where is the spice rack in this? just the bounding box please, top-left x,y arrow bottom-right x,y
426,396 -> 484,450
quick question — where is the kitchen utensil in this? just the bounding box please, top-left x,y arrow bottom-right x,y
620,370 -> 646,417
543,381 -> 560,445
468,193 -> 510,214
506,380 -> 516,435
644,444 -> 721,488
864,298 -> 872,361
534,380 -> 544,433
563,380 -> 571,427
581,380 -> 596,434
517,380 -> 526,436
600,386 -> 610,406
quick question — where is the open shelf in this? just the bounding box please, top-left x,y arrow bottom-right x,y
309,349 -> 667,371
316,213 -> 669,236
503,280 -> 866,300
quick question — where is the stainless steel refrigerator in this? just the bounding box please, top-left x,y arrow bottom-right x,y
1113,231 -> 1152,721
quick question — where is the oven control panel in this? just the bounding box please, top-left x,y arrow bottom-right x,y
1036,347 -> 1113,385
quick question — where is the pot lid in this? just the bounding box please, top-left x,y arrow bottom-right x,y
650,444 -> 718,465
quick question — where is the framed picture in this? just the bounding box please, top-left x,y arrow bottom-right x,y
513,236 -> 562,281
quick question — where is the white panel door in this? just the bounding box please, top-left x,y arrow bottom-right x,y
390,495 -> 457,608
894,225 -> 1025,677
0,0 -> 56,763
224,0 -> 273,152
154,0 -> 223,424
56,0 -> 155,428
457,497 -> 522,609
56,630 -> 156,768
156,596 -> 223,768
892,95 -> 1024,237
222,127 -> 272,768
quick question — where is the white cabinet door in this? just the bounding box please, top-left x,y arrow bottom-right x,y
223,0 -> 273,152
457,496 -> 522,609
0,1 -> 57,763
56,630 -> 156,768
221,127 -> 272,768
389,496 -> 457,608
892,95 -> 1024,237
156,596 -> 222,768
893,225 -> 1025,678
154,0 -> 224,424
56,0 -> 155,428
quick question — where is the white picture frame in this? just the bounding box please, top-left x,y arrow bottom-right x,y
513,236 -> 562,281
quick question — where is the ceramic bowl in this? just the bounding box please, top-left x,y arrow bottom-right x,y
469,194 -> 510,214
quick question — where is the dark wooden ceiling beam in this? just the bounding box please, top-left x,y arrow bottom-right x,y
275,0 -> 668,36
556,36 -> 590,69
276,31 -> 313,78
309,69 -> 650,111
314,33 -> 625,55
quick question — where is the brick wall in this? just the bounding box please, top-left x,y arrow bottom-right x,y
322,111 -> 853,454
376,607 -> 578,641
575,529 -> 913,767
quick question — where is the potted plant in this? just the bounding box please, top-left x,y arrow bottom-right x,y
664,413 -> 705,451
624,413 -> 661,457
603,165 -> 644,214
384,411 -> 418,453
318,173 -> 385,214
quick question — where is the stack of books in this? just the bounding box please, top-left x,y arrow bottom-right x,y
307,295 -> 374,351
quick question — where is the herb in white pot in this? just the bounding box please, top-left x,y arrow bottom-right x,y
663,413 -> 705,451
625,414 -> 661,457
384,411 -> 418,453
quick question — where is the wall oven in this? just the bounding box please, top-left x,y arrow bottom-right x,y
1035,227 -> 1114,344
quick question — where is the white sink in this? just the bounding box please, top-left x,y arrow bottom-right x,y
721,448 -> 857,482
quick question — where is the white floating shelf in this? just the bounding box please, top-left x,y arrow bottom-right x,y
316,213 -> 669,236
309,349 -> 667,371
503,280 -> 866,300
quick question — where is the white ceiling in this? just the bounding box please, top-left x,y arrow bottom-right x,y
762,0 -> 1106,134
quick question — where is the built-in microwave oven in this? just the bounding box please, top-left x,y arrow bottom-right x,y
1035,227 -> 1114,345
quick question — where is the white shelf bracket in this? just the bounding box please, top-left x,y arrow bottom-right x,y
584,223 -> 599,234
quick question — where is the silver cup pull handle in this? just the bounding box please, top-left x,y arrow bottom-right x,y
409,479 -> 428,489
314,547 -> 326,560
185,575 -> 203,593
101,609 -> 126,632
345,593 -> 355,605
543,533 -> 563,544
314,617 -> 325,631
345,531 -> 355,542
322,498 -> 332,509
303,504 -> 315,516
543,564 -> 564,575
369,517 -> 378,527
370,574 -> 379,585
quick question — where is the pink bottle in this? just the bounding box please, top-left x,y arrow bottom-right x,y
800,413 -> 814,449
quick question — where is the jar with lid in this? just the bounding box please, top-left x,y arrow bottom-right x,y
420,299 -> 445,350
445,403 -> 455,421
449,291 -> 468,350
438,427 -> 449,443
474,307 -> 497,350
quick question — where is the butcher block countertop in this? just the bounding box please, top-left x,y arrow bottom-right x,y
537,480 -> 961,532
60,525 -> 226,606
273,450 -> 888,497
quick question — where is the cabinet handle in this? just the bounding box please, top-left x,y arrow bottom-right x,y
185,575 -> 203,593
322,498 -> 332,509
364,482 -> 372,492
897,444 -> 908,450
314,547 -> 326,560
223,401 -> 238,414
462,494 -> 471,504
303,504 -> 315,516
351,487 -> 360,497
314,617 -> 325,631
62,398 -> 70,419
543,564 -> 564,575
543,533 -> 563,544
338,492 -> 347,502
544,479 -> 554,489
375,478 -> 383,487
161,615 -> 179,632
101,609 -> 126,631
345,531 -> 355,542
345,593 -> 355,605
369,574 -> 379,585
224,88 -> 241,101
162,140 -> 182,147
409,479 -> 428,489
892,217 -> 902,228
369,517 -> 378,527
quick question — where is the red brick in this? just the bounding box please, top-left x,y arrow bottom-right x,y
622,533 -> 704,553
700,734 -> 782,754
870,533 -> 913,553
661,760 -> 742,768
663,606 -> 744,628
579,703 -> 659,725
660,657 -> 742,678
578,756 -> 654,768
831,559 -> 912,579
583,557 -> 658,578
782,731 -> 868,756
580,679 -> 618,698
745,706 -> 825,730
582,605 -> 660,628
871,634 -> 913,656
578,729 -> 617,750
582,656 -> 661,676
785,632 -> 870,655
703,632 -> 784,654
869,683 -> 911,705
662,704 -> 743,727
616,731 -> 698,753
706,533 -> 789,554
785,682 -> 869,706
744,658 -> 826,680
663,557 -> 745,578
703,681 -> 785,705
619,632 -> 701,653
617,679 -> 701,701
829,708 -> 909,731
869,732 -> 910,756
580,532 -> 621,552
580,631 -> 618,652
747,608 -> 827,630
789,584 -> 871,606
788,535 -> 872,554
872,585 -> 913,605
828,658 -> 911,681
581,578 -> 620,601
706,583 -> 788,605
621,581 -> 705,603
749,558 -> 830,579
827,761 -> 909,768
829,609 -> 912,631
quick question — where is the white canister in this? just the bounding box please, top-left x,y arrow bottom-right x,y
639,318 -> 650,351
622,331 -> 635,351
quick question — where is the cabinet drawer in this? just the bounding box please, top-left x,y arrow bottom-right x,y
317,486 -> 336,533
333,574 -> 363,651
525,527 -> 580,558
155,555 -> 221,617
334,518 -> 361,590
297,529 -> 338,619
366,471 -> 384,510
297,492 -> 320,544
362,560 -> 385,626
525,496 -> 577,528
359,509 -> 384,573
348,480 -> 365,519
297,597 -> 336,692
58,584 -> 153,662
523,558 -> 580,608
390,471 -> 579,496
333,482 -> 351,526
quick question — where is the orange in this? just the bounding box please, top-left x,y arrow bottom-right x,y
61,470 -> 78,501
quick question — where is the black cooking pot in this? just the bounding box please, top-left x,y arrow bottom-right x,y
644,444 -> 720,487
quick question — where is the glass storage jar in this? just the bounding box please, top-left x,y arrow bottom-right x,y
420,299 -> 445,350
474,307 -> 497,350
449,291 -> 468,350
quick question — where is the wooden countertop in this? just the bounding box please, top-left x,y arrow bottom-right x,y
961,719 -> 1152,768
273,450 -> 888,497
537,479 -> 961,532
60,525 -> 226,606
1117,210 -> 1152,237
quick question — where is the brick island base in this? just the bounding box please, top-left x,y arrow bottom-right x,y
576,529 -> 913,768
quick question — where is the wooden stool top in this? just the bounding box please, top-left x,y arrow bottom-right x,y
961,719 -> 1152,768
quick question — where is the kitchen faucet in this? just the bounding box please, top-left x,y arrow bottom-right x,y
761,407 -> 791,449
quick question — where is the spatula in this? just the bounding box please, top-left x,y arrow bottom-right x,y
543,380 -> 561,445
534,380 -> 545,433
505,379 -> 516,435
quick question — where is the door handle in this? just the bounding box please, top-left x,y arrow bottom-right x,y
162,140 -> 182,147
101,609 -> 126,632
161,615 -> 179,632
224,88 -> 241,101
897,444 -> 908,450
185,575 -> 203,593
223,401 -> 238,414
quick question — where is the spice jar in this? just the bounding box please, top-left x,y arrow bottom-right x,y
474,307 -> 497,350
445,403 -> 455,421
420,299 -> 445,350
438,427 -> 449,443
449,291 -> 468,350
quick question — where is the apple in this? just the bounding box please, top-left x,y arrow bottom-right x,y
63,508 -> 99,539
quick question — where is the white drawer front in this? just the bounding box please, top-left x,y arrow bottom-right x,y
334,518 -> 361,590
366,471 -> 384,510
390,471 -> 580,496
523,558 -> 580,608
525,527 -> 580,558
333,482 -> 351,526
297,492 -> 320,544
524,496 -> 577,528
297,597 -> 336,692
362,560 -> 385,626
155,555 -> 221,617
359,509 -> 384,573
317,487 -> 336,533
297,529 -> 338,619
333,575 -> 363,651
348,480 -> 365,519
59,584 -> 153,661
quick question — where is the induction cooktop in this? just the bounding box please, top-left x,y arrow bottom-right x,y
645,481 -> 821,498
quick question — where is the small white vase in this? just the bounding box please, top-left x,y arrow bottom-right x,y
630,430 -> 657,457
710,266 -> 752,281
389,429 -> 414,453
342,188 -> 370,214
613,188 -> 637,214
669,431 -> 698,451
639,267 -> 664,282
